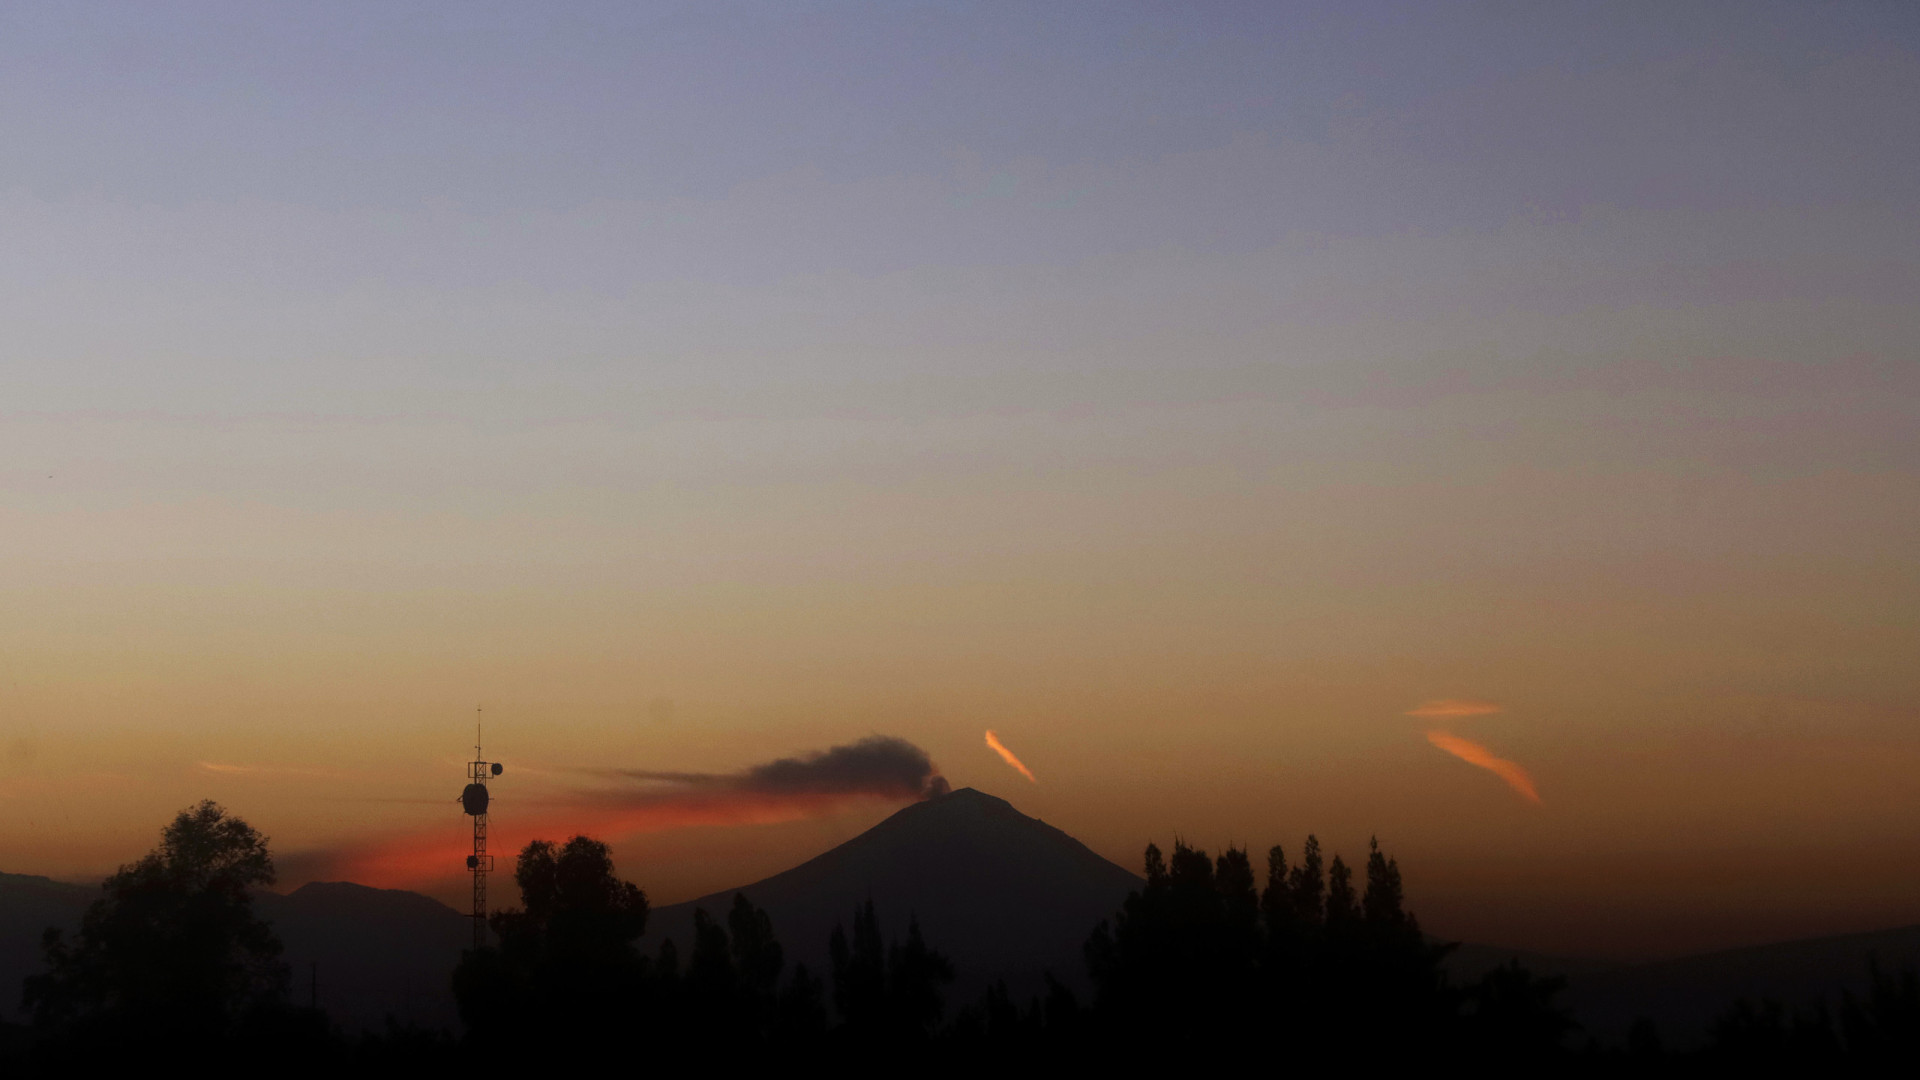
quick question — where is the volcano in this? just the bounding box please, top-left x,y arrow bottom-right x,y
642,786 -> 1142,1001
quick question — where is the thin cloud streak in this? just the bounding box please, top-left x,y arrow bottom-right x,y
198,761 -> 335,777
984,730 -> 1036,783
1405,700 -> 1504,720
1426,730 -> 1540,804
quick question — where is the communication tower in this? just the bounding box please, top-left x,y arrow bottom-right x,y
461,709 -> 504,948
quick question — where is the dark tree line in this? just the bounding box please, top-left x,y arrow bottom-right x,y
12,802 -> 335,1069
8,801 -> 1920,1073
1698,963 -> 1920,1070
450,835 -> 962,1063
1057,835 -> 1573,1068
446,829 -> 1575,1067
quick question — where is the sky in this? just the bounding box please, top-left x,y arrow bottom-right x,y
1,1 -> 1917,960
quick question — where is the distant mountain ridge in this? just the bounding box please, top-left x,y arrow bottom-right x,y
0,872 -> 90,1021
0,871 -> 465,1031
643,786 -> 1142,1002
1561,923 -> 1920,1048
257,881 -> 468,1032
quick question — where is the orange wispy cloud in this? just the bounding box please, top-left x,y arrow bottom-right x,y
1405,699 -> 1503,720
983,730 -> 1037,783
1425,730 -> 1540,804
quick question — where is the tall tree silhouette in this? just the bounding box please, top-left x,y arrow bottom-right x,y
888,916 -> 955,1038
1287,834 -> 1326,924
1085,834 -> 1487,1066
1085,840 -> 1267,1046
1362,838 -> 1409,931
829,900 -> 888,1034
22,801 -> 326,1064
1705,960 -> 1920,1066
452,835 -> 649,1050
1324,853 -> 1359,929
674,891 -> 824,1054
1261,844 -> 1292,934
829,900 -> 954,1048
1463,960 -> 1576,1066
728,892 -> 784,1004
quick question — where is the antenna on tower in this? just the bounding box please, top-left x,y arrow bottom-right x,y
461,707 -> 503,949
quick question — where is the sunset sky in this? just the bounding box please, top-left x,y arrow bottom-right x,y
2,2 -> 1917,960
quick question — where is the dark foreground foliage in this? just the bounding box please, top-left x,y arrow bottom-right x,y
6,803 -> 1919,1075
455,830 -> 1578,1071
15,801 -> 336,1070
1688,962 -> 1920,1070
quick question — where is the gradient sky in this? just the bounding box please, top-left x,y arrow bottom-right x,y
3,1 -> 1918,960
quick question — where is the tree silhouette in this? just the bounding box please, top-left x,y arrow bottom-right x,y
728,893 -> 784,1003
887,916 -> 955,1038
504,835 -> 650,959
21,801 -> 327,1064
829,899 -> 888,1034
452,835 -> 649,1051
1324,853 -> 1359,929
1838,961 -> 1920,1063
1082,834 -> 1516,1066
1361,837 -> 1408,931
1261,844 -> 1291,933
828,899 -> 954,1049
1085,840 -> 1271,1046
1463,960 -> 1576,1065
1287,834 -> 1326,924
1705,960 -> 1920,1066
677,892 -> 822,1053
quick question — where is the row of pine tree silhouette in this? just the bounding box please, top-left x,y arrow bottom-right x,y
7,801 -> 1919,1070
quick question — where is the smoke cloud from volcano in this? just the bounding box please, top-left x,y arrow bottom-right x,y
287,736 -> 946,890
607,735 -> 945,800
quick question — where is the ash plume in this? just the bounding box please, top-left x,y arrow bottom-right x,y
607,735 -> 944,801
294,736 -> 947,890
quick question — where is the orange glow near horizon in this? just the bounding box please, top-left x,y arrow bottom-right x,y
305,789 -> 918,891
1425,730 -> 1540,804
984,730 -> 1036,783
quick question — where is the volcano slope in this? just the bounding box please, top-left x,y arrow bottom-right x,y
643,787 -> 1141,1004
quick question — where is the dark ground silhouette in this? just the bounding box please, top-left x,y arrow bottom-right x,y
3,798 -> 1918,1074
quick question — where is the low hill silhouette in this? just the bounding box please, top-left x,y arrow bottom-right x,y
642,786 -> 1141,1003
0,873 -> 90,1021
1561,923 -> 1920,1048
257,881 -> 468,1033
0,871 -> 465,1031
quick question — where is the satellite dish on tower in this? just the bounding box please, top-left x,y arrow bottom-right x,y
462,709 -> 502,948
